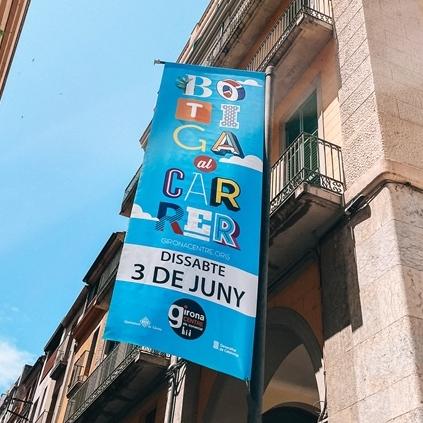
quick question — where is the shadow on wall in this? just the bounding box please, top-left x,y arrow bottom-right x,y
320,206 -> 370,339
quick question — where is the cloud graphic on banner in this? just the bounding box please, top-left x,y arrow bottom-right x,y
236,79 -> 262,87
219,155 -> 263,172
131,204 -> 159,221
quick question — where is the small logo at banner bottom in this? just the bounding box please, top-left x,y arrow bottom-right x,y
140,316 -> 151,328
168,298 -> 207,340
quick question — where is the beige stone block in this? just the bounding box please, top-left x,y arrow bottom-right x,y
375,76 -> 423,109
371,56 -> 393,81
340,38 -> 370,82
365,14 -> 406,38
388,408 -> 423,423
375,75 -> 423,109
396,220 -> 423,272
341,112 -> 383,185
390,63 -> 423,89
340,75 -> 375,123
351,265 -> 419,347
338,21 -> 368,68
379,112 -> 423,169
340,57 -> 373,104
378,0 -> 403,16
405,24 -> 423,43
403,267 -> 423,320
352,373 -> 423,422
398,101 -> 423,128
324,326 -> 353,369
334,0 -> 362,34
375,44 -> 414,71
376,93 -> 399,118
337,6 -> 366,48
331,0 -> 354,21
328,405 -> 359,423
384,30 -> 408,53
341,91 -> 378,137
326,350 -> 358,413
356,386 -> 391,422
353,186 -> 394,244
355,220 -> 400,288
389,184 -> 423,230
388,373 -> 423,420
353,317 -> 422,402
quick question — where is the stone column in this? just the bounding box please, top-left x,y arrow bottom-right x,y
321,0 -> 423,421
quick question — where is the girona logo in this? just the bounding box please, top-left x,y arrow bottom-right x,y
194,155 -> 217,173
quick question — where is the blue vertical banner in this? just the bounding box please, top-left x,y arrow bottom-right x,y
105,63 -> 265,380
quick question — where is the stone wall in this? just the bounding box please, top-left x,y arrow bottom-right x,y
322,184 -> 423,422
323,1 -> 423,420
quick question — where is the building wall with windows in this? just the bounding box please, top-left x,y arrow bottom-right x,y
166,0 -> 423,422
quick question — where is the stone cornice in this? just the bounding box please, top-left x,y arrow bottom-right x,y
345,159 -> 423,203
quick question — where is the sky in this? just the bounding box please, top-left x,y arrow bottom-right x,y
0,0 -> 208,391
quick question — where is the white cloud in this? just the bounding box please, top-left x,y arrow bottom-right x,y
219,155 -> 263,172
236,79 -> 262,87
0,340 -> 34,391
131,204 -> 159,221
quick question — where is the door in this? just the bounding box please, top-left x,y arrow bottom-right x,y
284,92 -> 319,184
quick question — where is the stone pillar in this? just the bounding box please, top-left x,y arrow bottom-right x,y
321,0 -> 423,421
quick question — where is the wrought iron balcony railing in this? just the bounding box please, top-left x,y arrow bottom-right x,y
270,133 -> 344,214
205,0 -> 260,66
67,351 -> 89,393
64,344 -> 167,423
34,410 -> 51,423
51,335 -> 70,380
247,0 -> 333,71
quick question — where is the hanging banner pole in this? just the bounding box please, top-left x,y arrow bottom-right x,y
105,62 -> 266,381
164,355 -> 178,423
248,65 -> 273,423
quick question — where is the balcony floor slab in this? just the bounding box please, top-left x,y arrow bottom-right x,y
269,183 -> 344,283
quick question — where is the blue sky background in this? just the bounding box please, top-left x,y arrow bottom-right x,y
0,0 -> 207,391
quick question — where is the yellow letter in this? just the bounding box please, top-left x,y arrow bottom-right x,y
173,125 -> 207,152
211,177 -> 240,211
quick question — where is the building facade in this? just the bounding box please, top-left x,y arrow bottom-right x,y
0,0 -> 30,100
2,0 -> 423,422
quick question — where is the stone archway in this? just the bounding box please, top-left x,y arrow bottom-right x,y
202,307 -> 324,422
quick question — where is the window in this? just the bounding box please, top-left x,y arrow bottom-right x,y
283,92 -> 319,182
104,340 -> 119,356
285,91 -> 318,147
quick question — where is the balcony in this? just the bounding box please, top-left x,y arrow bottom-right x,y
64,344 -> 168,423
120,167 -> 140,217
249,0 -> 333,102
67,351 -> 89,395
34,410 -> 52,423
269,133 -> 344,281
96,249 -> 121,300
247,0 -> 332,71
50,337 -> 70,380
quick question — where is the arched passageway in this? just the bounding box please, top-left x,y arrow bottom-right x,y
202,308 -> 324,422
263,405 -> 318,423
